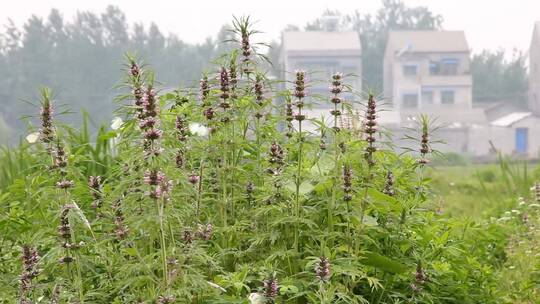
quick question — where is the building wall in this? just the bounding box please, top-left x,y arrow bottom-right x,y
512,116 -> 540,158
467,116 -> 540,158
285,54 -> 362,91
388,115 -> 540,159
467,126 -> 507,156
530,30 -> 540,115
281,52 -> 362,133
436,128 -> 470,153
386,126 -> 469,155
384,52 -> 472,113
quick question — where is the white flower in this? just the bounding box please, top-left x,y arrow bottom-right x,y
206,281 -> 226,292
248,293 -> 265,304
111,117 -> 124,130
25,132 -> 40,143
189,123 -> 209,137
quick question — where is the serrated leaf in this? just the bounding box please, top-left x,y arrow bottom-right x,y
310,154 -> 335,175
360,252 -> 408,274
367,188 -> 397,210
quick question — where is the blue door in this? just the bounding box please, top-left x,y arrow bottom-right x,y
515,128 -> 528,154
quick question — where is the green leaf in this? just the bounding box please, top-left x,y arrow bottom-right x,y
285,181 -> 314,196
310,154 -> 334,175
368,188 -> 398,204
280,285 -> 299,294
161,92 -> 177,101
360,252 -> 408,274
363,215 -> 379,226
124,247 -> 138,257
98,130 -> 118,140
432,261 -> 451,274
300,182 -> 314,195
399,241 -> 412,254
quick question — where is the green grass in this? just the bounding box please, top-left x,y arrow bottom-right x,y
428,161 -> 540,218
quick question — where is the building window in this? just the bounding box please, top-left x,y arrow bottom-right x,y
430,59 -> 459,75
402,94 -> 418,108
440,58 -> 459,75
296,60 -> 339,77
403,64 -> 417,76
429,61 -> 439,75
441,90 -> 455,104
421,90 -> 433,104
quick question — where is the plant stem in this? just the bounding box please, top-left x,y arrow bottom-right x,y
256,118 -> 261,185
157,197 -> 168,289
231,99 -> 236,222
70,216 -> 85,304
62,189 -> 85,303
221,151 -> 228,227
329,104 -> 340,244
74,251 -> 84,304
294,114 -> 303,253
196,162 -> 204,221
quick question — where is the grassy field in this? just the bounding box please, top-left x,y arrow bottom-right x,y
427,161 -> 540,302
428,161 -> 539,218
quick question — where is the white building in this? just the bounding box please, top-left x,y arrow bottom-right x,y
280,31 -> 362,129
383,30 -> 486,125
467,21 -> 540,159
280,31 -> 362,89
381,29 -> 540,159
277,28 -> 540,159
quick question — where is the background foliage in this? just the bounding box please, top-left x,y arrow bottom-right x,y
0,0 -> 530,144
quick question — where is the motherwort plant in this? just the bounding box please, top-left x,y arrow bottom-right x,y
6,16 -> 516,304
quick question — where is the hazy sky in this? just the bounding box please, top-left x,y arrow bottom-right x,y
1,0 -> 538,55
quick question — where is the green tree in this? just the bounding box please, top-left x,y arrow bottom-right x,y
0,6 -> 225,143
471,49 -> 528,104
347,0 -> 443,90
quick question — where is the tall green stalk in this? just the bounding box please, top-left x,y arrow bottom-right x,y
157,197 -> 168,289
293,70 -> 307,254
295,118 -> 303,253
328,72 -> 344,243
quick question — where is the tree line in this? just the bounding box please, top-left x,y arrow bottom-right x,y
0,0 -> 528,143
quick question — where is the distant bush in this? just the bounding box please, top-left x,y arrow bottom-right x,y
430,152 -> 470,166
478,169 -> 497,183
